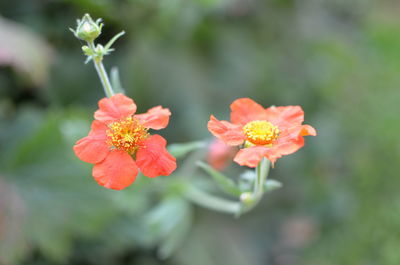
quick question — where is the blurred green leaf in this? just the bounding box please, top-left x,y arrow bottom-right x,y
238,170 -> 255,193
264,179 -> 282,192
157,201 -> 192,259
145,196 -> 192,259
0,109 -> 129,262
168,141 -> 206,159
0,179 -> 27,265
196,160 -> 241,196
110,66 -> 125,94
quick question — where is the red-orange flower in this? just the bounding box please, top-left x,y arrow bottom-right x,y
207,98 -> 317,167
207,139 -> 237,170
73,93 -> 177,190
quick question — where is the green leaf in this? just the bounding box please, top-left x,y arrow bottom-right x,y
196,161 -> 241,196
167,141 -> 206,158
145,196 -> 192,259
157,200 -> 192,259
264,179 -> 282,192
238,170 -> 256,192
110,66 -> 125,94
104,31 -> 125,51
0,110 -> 136,263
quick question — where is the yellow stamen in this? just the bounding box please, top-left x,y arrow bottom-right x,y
242,120 -> 280,146
107,117 -> 148,154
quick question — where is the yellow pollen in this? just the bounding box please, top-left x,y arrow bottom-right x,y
242,120 -> 280,146
106,116 -> 149,154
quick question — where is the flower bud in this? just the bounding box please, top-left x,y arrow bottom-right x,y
240,192 -> 255,205
81,45 -> 93,56
74,14 -> 102,42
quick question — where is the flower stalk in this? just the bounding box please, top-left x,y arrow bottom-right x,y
239,158 -> 270,214
71,13 -> 125,98
185,185 -> 241,214
87,41 -> 114,98
185,157 -> 271,216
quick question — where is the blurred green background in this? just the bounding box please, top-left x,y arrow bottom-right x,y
1,0 -> 400,264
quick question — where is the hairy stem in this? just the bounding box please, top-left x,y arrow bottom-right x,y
88,41 -> 114,98
241,158 -> 270,214
185,185 -> 241,215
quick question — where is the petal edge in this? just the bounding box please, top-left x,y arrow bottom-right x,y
94,93 -> 137,123
92,150 -> 138,190
135,106 -> 171,130
233,146 -> 268,168
230,98 -> 267,125
207,115 -> 245,146
136,135 -> 177,178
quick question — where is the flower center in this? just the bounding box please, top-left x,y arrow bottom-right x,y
106,117 -> 149,154
242,120 -> 280,146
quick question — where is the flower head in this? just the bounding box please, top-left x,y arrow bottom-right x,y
207,98 -> 316,167
206,139 -> 237,170
73,94 -> 177,190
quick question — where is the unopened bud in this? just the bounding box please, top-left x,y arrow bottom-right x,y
81,45 -> 92,55
240,192 -> 255,205
74,14 -> 102,42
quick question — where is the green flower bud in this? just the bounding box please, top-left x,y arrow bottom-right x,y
81,45 -> 93,56
73,14 -> 102,42
240,192 -> 255,205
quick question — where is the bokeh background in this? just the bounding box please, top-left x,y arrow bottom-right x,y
1,0 -> 399,264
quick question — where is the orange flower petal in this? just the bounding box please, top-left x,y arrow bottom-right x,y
233,146 -> 269,168
87,120 -> 109,138
135,106 -> 171,130
234,124 -> 316,167
264,124 -> 316,165
73,121 -> 109,164
301,124 -> 317,136
277,124 -> 316,142
230,98 -> 267,125
265,105 -> 304,129
94,93 -> 137,124
73,137 -> 109,164
92,149 -> 138,190
136,135 -> 177,178
207,115 -> 245,146
264,138 -> 305,166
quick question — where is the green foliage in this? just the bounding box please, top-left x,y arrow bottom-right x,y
145,196 -> 193,259
1,0 -> 400,264
196,161 -> 241,196
167,141 -> 206,159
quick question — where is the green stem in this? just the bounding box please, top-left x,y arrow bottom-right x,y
240,158 -> 270,214
254,162 -> 261,194
185,185 -> 241,215
258,157 -> 270,194
184,158 -> 271,216
88,42 -> 114,98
